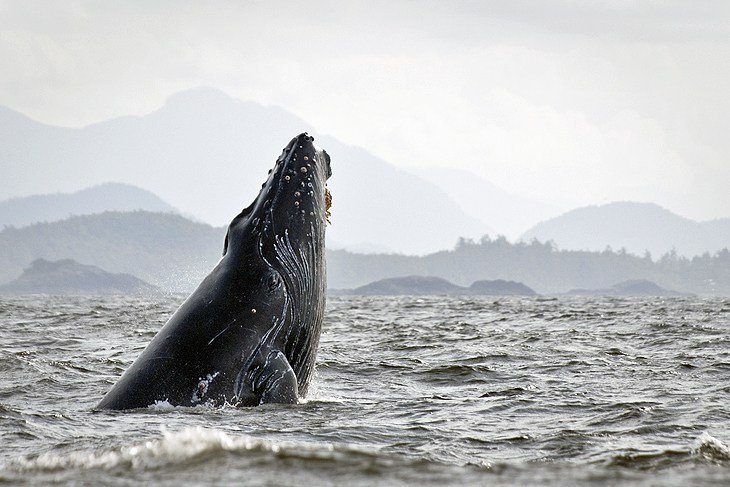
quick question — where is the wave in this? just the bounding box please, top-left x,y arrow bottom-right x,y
694,433 -> 730,465
10,427 -> 383,473
603,433 -> 730,470
4,427 -> 503,487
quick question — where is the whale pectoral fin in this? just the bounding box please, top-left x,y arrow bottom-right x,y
256,350 -> 299,405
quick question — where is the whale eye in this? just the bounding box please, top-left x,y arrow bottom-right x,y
267,272 -> 282,292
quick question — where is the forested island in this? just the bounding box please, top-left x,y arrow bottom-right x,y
328,236 -> 729,295
336,276 -> 537,296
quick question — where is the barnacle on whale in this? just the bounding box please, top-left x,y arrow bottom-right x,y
325,187 -> 332,224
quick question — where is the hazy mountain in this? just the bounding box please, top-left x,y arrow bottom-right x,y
0,183 -> 176,229
0,258 -> 159,295
469,280 -> 537,296
404,166 -> 563,239
566,279 -> 685,297
521,202 -> 730,258
0,87 -> 484,255
320,137 -> 487,254
341,276 -> 536,296
0,211 -> 224,292
347,276 -> 463,296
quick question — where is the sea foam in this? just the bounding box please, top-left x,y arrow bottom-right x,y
11,427 -> 377,473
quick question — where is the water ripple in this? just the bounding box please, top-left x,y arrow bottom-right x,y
0,294 -> 728,486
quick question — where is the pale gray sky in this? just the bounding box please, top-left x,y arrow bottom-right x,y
1,0 -> 729,221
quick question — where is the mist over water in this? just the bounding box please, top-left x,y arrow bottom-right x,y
1,294 -> 728,486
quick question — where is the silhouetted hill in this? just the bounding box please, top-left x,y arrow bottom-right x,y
0,211 -> 224,292
0,87 -> 485,255
566,279 -> 685,297
0,183 -> 177,228
521,202 -> 730,258
0,258 -> 159,295
469,279 -> 537,296
350,276 -> 463,296
344,276 -> 537,296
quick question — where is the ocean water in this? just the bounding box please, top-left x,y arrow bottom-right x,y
0,294 -> 728,486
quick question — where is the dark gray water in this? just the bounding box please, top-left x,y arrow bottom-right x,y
0,294 -> 728,486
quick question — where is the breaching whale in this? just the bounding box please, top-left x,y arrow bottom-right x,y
97,133 -> 332,409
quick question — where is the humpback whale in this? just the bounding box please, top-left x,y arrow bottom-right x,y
97,133 -> 332,409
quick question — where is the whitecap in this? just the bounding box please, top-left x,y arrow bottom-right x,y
694,432 -> 730,463
11,427 -> 381,473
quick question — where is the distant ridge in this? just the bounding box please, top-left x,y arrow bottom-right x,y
342,275 -> 537,296
469,279 -> 537,296
566,279 -> 686,297
0,86 -> 487,255
0,258 -> 159,295
406,166 -> 562,240
0,211 -> 224,292
0,183 -> 177,229
0,207 -> 727,295
521,202 -> 730,258
327,238 -> 730,295
349,276 -> 463,296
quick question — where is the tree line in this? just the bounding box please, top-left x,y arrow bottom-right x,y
1,212 -> 727,295
327,235 -> 730,295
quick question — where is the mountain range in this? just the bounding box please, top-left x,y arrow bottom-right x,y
0,87 -> 487,255
404,166 -> 563,241
1,212 -> 726,295
1,87 -> 727,256
3,183 -> 726,261
0,212 -> 223,292
521,202 -> 730,258
0,182 -> 176,228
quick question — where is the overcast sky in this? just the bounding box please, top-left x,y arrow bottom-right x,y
1,0 -> 729,221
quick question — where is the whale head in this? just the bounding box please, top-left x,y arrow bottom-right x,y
222,133 -> 331,397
